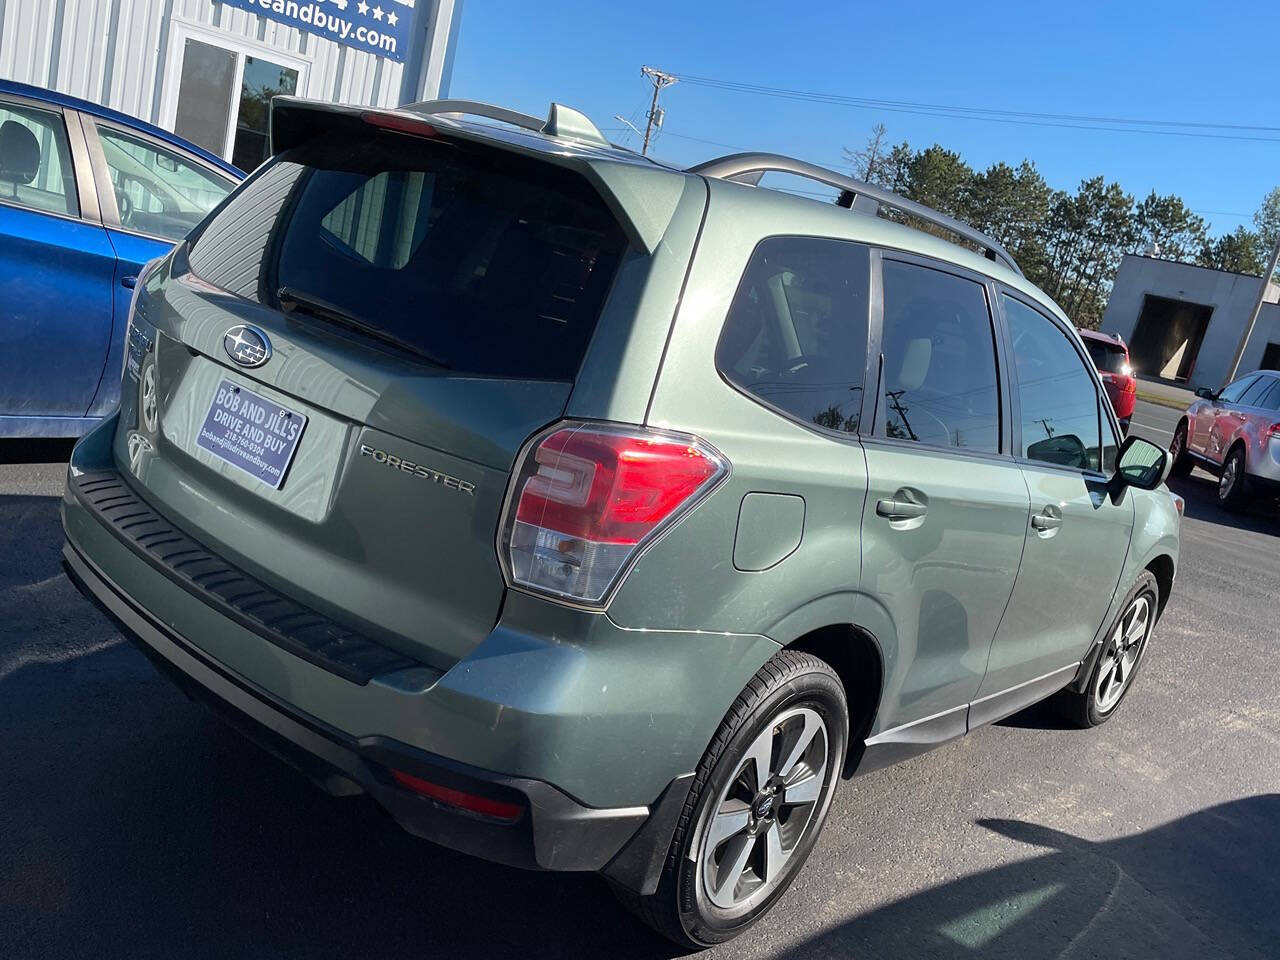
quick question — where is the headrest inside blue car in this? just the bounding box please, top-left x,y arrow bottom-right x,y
0,120 -> 41,185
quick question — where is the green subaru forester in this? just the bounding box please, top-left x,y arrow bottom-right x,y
62,97 -> 1181,948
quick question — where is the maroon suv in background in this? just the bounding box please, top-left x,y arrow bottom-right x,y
1080,329 -> 1136,432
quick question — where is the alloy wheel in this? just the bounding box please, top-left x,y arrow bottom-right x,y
1219,454 -> 1239,501
1094,594 -> 1152,713
699,706 -> 829,913
140,361 -> 158,434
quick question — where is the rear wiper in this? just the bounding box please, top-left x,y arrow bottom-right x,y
276,286 -> 450,369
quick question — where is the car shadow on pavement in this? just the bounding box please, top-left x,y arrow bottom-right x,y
0,438 -> 76,465
1169,475 -> 1277,535
778,795 -> 1280,960
3,474 -> 1273,960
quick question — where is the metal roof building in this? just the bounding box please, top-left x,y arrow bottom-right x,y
1100,254 -> 1280,391
0,0 -> 461,171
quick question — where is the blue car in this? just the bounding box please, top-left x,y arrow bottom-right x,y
0,80 -> 241,438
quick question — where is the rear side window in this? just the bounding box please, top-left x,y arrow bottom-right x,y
1005,295 -> 1103,472
716,237 -> 869,434
0,102 -> 77,217
187,134 -> 627,380
1259,379 -> 1280,411
878,259 -> 1001,453
1237,376 -> 1273,407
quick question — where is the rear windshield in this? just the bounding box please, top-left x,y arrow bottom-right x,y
1084,338 -> 1128,374
185,133 -> 627,379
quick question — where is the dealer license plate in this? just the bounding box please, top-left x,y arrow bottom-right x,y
195,379 -> 308,489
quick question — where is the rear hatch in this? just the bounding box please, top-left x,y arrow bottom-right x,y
115,108 -> 646,672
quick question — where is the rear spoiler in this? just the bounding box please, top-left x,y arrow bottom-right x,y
268,97 -> 689,255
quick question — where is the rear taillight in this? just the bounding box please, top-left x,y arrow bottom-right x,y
1267,423 -> 1280,440
500,422 -> 728,605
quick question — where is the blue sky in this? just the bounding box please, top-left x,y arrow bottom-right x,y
449,0 -> 1279,237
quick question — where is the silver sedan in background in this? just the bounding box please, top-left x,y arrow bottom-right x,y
1170,369 -> 1280,509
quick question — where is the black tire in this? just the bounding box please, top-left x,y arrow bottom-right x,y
614,650 -> 848,949
1217,444 -> 1250,511
1056,570 -> 1159,728
1168,420 -> 1192,478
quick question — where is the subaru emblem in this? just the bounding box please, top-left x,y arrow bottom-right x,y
223,324 -> 271,368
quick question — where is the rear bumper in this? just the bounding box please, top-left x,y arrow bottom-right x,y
60,415 -> 778,892
1247,438 -> 1280,491
63,540 -> 655,874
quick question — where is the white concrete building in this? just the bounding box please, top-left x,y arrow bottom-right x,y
1100,253 -> 1280,391
0,0 -> 461,171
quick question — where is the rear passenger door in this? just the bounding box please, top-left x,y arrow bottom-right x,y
0,97 -> 116,421
973,292 -> 1133,716
80,119 -> 236,417
860,254 -> 1030,732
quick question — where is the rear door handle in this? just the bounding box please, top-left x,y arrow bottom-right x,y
121,275 -> 137,289
876,498 -> 927,521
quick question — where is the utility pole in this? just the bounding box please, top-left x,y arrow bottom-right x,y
1224,237 -> 1280,385
640,66 -> 677,156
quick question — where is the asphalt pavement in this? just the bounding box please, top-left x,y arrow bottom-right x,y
2,402 -> 1278,959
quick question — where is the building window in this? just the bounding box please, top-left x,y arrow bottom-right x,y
171,37 -> 299,171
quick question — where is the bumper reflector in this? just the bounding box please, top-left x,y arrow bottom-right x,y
389,769 -> 523,822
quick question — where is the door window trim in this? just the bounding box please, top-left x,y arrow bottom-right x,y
81,115 -> 237,241
865,247 -> 1014,464
996,285 -> 1118,480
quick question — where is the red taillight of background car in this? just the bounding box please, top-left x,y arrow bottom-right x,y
1267,422 -> 1280,440
501,422 -> 728,605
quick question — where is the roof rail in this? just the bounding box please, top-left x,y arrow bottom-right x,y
688,152 -> 1022,276
409,99 -> 612,149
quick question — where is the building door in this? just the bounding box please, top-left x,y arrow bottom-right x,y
1262,342 -> 1280,371
1128,294 -> 1212,382
163,28 -> 306,172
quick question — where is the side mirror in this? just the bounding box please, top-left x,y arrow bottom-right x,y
1194,386 -> 1216,400
1109,435 -> 1169,499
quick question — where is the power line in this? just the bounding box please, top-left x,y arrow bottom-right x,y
673,73 -> 1280,144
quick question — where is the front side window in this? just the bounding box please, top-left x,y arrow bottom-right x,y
716,237 -> 869,434
0,103 -> 77,216
1005,295 -> 1103,471
878,259 -> 1001,453
96,125 -> 233,241
1217,375 -> 1257,405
